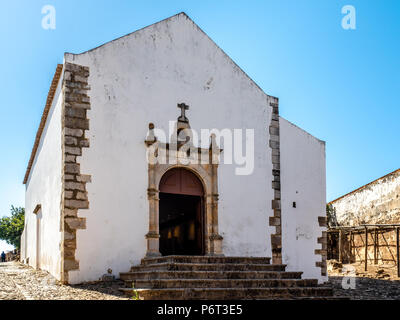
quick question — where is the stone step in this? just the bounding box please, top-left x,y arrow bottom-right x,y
120,270 -> 303,281
141,255 -> 271,266
130,262 -> 286,272
125,278 -> 318,289
119,287 -> 334,300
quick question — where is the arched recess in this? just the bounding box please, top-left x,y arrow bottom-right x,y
159,167 -> 204,196
159,168 -> 205,255
145,163 -> 223,257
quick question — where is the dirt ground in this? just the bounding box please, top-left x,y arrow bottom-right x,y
327,260 -> 400,300
1,260 -> 400,300
0,261 -> 128,300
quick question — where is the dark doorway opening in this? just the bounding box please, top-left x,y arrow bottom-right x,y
159,193 -> 203,255
159,168 -> 204,256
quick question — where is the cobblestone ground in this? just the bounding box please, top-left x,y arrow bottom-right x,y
2,260 -> 400,300
327,261 -> 400,300
0,261 -> 128,300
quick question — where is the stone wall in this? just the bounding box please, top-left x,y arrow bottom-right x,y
60,62 -> 91,284
330,169 -> 400,226
268,96 -> 282,265
315,217 -> 327,276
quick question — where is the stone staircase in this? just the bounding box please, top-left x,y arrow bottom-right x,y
119,256 -> 336,300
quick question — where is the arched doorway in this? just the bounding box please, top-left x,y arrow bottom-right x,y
159,168 -> 204,256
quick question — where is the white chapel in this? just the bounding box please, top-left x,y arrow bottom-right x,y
21,13 -> 328,296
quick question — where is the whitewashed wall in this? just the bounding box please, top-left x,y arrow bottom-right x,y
22,76 -> 63,280
64,13 -> 275,283
331,170 -> 400,226
280,118 -> 327,283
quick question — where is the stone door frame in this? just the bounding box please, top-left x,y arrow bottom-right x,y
145,154 -> 223,257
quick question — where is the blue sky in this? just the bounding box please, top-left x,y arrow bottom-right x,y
0,1 -> 399,251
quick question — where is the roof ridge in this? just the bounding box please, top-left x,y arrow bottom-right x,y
65,12 -> 189,56
64,12 -> 271,99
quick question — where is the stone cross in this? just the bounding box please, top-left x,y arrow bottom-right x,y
177,103 -> 189,123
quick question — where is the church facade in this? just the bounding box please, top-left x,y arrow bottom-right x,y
21,13 -> 327,284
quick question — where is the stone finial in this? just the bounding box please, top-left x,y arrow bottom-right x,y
209,133 -> 217,150
145,122 -> 157,146
177,103 -> 189,123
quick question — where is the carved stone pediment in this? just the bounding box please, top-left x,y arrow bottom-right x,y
144,103 -> 223,257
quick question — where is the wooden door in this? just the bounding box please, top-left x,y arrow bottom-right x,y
159,168 -> 205,255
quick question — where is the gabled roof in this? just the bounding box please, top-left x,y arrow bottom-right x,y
65,12 -> 271,97
328,168 -> 400,205
23,64 -> 63,184
24,13 -> 278,184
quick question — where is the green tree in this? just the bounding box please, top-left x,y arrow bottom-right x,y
0,206 -> 25,250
